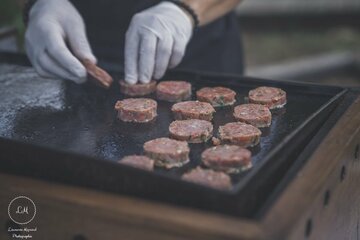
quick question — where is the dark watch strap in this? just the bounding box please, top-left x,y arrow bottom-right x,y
164,0 -> 200,30
23,0 -> 38,26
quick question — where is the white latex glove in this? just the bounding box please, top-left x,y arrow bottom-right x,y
25,0 -> 96,83
124,2 -> 193,84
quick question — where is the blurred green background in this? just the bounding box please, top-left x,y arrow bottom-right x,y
0,0 -> 25,48
0,0 -> 22,26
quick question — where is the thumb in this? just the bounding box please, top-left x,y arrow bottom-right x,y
65,22 -> 97,64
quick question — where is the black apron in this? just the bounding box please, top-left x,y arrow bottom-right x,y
71,0 -> 244,74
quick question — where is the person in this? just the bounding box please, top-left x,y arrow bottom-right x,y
24,0 -> 243,85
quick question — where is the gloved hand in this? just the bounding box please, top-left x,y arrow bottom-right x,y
25,0 -> 96,83
124,2 -> 193,84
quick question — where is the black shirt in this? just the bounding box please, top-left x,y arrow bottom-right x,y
71,0 -> 244,74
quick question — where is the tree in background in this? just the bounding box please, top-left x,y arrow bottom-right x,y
0,0 -> 25,49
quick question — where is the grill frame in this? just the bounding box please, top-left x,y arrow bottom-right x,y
0,52 -> 348,218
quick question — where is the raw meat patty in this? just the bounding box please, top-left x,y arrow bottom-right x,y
233,104 -> 272,128
201,145 -> 252,173
82,59 -> 113,88
114,98 -> 157,123
182,167 -> 232,190
169,119 -> 213,143
196,87 -> 236,107
218,122 -> 261,147
143,137 -> 190,168
171,101 -> 215,121
119,155 -> 154,171
156,81 -> 191,102
249,86 -> 287,109
119,80 -> 157,96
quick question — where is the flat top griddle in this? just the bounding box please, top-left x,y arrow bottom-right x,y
0,54 -> 346,218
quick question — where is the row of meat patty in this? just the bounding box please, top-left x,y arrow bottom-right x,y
115,80 -> 287,190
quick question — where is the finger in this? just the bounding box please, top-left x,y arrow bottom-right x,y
124,28 -> 140,84
32,51 -> 56,78
25,29 -> 45,72
169,39 -> 186,69
34,62 -> 55,79
25,40 -> 40,72
25,41 -> 54,79
38,51 -> 86,83
45,30 -> 87,79
65,20 -> 97,64
24,30 -> 36,63
153,36 -> 173,80
138,34 -> 157,83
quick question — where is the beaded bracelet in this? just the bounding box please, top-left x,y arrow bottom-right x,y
164,0 -> 200,30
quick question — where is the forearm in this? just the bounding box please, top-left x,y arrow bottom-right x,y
182,0 -> 242,26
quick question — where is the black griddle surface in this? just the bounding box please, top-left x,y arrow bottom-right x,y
0,65 -> 325,176
0,60 -> 346,218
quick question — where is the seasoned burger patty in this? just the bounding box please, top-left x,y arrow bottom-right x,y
82,59 -> 113,88
119,80 -> 157,96
233,104 -> 272,128
249,86 -> 287,109
156,81 -> 191,102
182,167 -> 232,190
169,119 -> 213,143
218,122 -> 261,147
171,101 -> 215,121
114,98 -> 157,123
201,145 -> 252,173
143,137 -> 190,168
119,155 -> 154,171
196,87 -> 236,107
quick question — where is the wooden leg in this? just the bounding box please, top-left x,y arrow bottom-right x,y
262,96 -> 360,240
